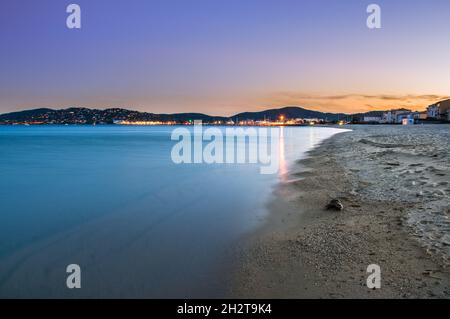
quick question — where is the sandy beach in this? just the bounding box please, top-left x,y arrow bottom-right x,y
232,124 -> 450,298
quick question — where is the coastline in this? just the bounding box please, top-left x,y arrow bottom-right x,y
231,125 -> 450,298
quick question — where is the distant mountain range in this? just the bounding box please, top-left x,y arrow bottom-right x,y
0,107 -> 228,124
0,106 -> 381,124
232,106 -> 352,122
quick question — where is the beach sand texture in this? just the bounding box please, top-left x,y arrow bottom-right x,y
233,124 -> 450,298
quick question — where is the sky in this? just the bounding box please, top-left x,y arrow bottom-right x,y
1,0 -> 450,116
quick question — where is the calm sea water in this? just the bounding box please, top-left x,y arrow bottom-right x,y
0,125 -> 346,298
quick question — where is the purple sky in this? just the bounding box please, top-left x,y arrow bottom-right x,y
1,0 -> 450,115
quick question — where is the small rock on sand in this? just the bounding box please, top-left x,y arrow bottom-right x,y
326,199 -> 344,211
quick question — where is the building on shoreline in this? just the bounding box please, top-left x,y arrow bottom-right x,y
363,116 -> 383,123
427,99 -> 450,120
413,111 -> 428,121
402,117 -> 415,125
396,112 -> 414,125
427,104 -> 440,119
381,109 -> 411,124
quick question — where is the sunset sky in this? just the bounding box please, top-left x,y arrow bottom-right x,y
1,0 -> 450,115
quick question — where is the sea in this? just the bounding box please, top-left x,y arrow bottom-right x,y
0,125 -> 346,298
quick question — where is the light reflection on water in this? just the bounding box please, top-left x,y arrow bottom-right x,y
278,126 -> 288,181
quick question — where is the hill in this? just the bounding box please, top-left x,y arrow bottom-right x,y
232,106 -> 350,122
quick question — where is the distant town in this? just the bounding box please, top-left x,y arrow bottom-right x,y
1,99 -> 450,126
356,99 -> 450,125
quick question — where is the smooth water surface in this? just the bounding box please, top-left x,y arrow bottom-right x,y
0,125 -> 346,297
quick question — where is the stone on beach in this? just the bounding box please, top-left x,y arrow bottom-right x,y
326,199 -> 344,211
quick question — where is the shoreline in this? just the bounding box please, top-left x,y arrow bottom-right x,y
231,125 -> 450,298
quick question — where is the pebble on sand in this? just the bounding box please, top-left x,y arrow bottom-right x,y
326,199 -> 344,211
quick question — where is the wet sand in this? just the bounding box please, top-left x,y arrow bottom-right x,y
232,125 -> 450,298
